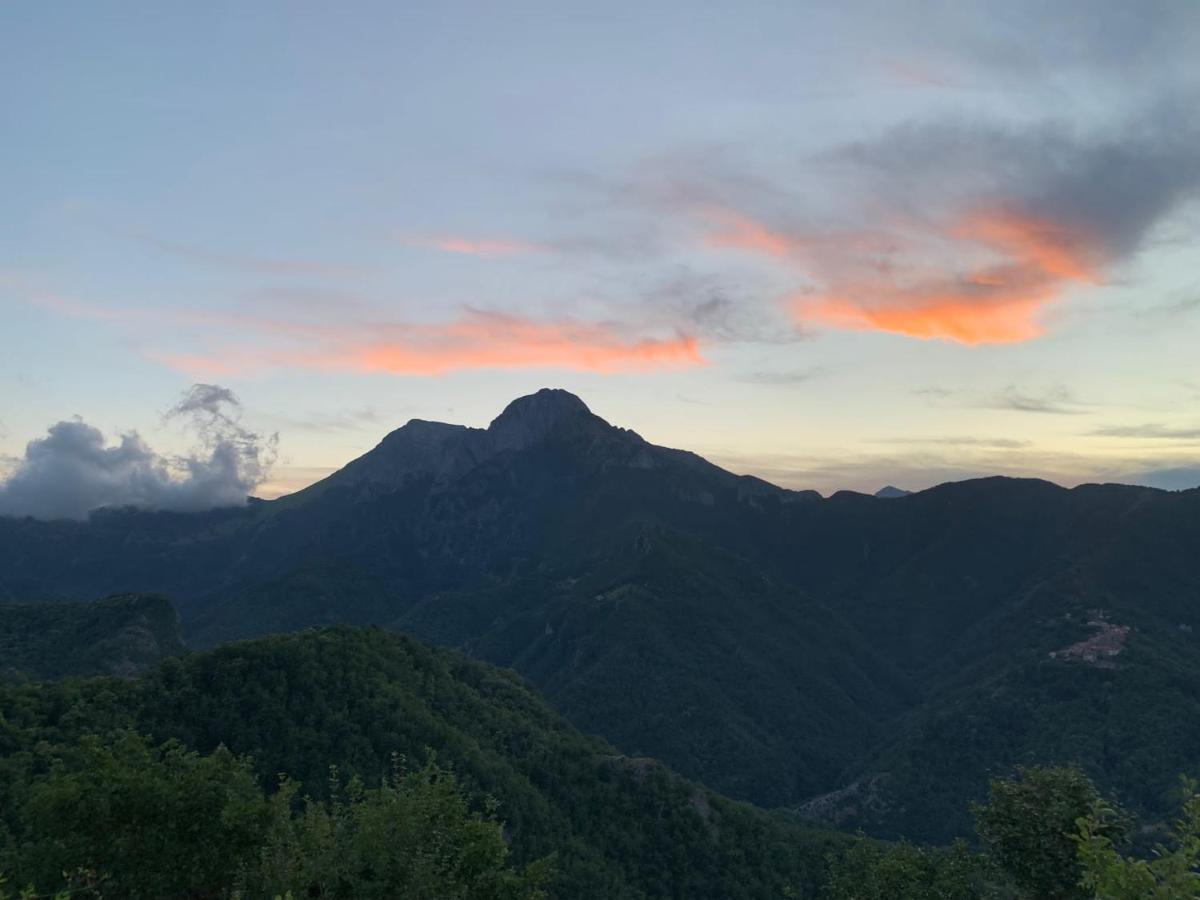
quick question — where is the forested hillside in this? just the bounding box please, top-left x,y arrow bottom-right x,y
0,594 -> 183,681
0,625 -> 842,898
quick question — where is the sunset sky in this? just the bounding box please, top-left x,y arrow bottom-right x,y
3,1 -> 1200,503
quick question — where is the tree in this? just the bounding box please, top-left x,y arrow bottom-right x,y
1075,777 -> 1200,899
0,873 -> 69,900
2,731 -> 547,900
823,837 -> 986,900
973,765 -> 1122,900
9,731 -> 271,898
242,756 -> 550,900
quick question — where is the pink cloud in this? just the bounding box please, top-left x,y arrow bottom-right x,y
700,205 -> 1105,345
341,311 -> 703,375
39,296 -> 703,377
400,234 -> 545,257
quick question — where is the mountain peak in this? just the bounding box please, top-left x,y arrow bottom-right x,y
875,485 -> 912,499
488,388 -> 595,450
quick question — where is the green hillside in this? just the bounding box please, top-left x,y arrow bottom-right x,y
814,618 -> 1200,841
0,594 -> 183,682
0,625 -> 843,898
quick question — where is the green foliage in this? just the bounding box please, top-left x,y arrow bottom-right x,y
823,837 -> 988,900
0,730 -> 544,899
0,874 -> 70,900
823,765 -> 1200,899
8,626 -> 1200,900
0,595 -> 183,682
0,626 -> 841,899
974,765 -> 1118,900
4,731 -> 270,898
244,759 -> 548,900
1075,778 -> 1200,899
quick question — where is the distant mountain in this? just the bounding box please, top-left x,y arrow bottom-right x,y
0,593 -> 183,681
284,389 -> 787,506
0,625 -> 842,898
874,485 -> 911,498
2,389 -> 1200,842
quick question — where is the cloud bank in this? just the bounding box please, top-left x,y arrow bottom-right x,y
0,384 -> 276,520
691,111 -> 1200,344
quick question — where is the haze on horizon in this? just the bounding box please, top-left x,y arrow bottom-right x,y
3,0 -> 1200,516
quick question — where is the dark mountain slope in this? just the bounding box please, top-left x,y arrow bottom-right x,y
394,527 -> 916,804
0,625 -> 843,899
815,608 -> 1200,843
0,503 -> 250,609
0,593 -> 183,681
775,478 -> 1195,677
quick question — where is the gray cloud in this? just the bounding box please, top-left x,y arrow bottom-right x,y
739,367 -> 828,386
985,385 -> 1088,415
1091,423 -> 1200,440
868,0 -> 1200,94
920,384 -> 1091,415
870,435 -> 1032,449
913,387 -> 955,399
0,384 -> 276,521
606,103 -> 1200,344
1138,294 -> 1200,319
830,106 -> 1200,267
684,295 -> 759,342
629,270 -> 810,345
168,383 -> 240,421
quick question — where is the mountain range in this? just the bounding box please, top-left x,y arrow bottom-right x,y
3,387 -> 1200,842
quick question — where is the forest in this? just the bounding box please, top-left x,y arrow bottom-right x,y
2,616 -> 1199,898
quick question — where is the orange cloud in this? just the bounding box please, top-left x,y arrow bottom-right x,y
346,313 -> 703,375
703,208 -> 902,262
149,311 -> 703,377
702,209 -> 795,258
30,290 -> 703,377
403,235 -> 543,257
702,206 -> 1104,344
952,211 -> 1099,283
805,293 -> 1048,344
811,210 -> 1101,343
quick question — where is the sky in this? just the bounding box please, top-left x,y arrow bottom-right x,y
2,1 -> 1200,516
